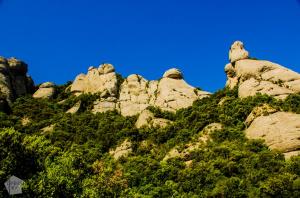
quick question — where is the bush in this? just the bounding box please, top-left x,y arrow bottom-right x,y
0,85 -> 300,197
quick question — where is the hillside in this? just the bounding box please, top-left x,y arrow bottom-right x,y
1,41 -> 300,197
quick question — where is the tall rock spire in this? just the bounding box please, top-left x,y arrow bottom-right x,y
225,41 -> 300,99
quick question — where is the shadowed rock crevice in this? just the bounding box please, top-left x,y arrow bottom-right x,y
0,57 -> 34,106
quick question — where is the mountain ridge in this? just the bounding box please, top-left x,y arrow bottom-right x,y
1,41 -> 300,197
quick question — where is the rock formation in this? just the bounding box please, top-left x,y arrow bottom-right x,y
153,69 -> 208,112
71,64 -> 118,96
70,63 -> 120,114
109,139 -> 132,160
0,56 -> 34,104
135,109 -> 172,128
225,41 -> 300,159
246,111 -> 300,159
244,104 -> 277,126
33,82 -> 55,99
118,74 -> 151,116
229,41 -> 249,63
225,41 -> 300,99
66,101 -> 82,114
70,65 -> 210,116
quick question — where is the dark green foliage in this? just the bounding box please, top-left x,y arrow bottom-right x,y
279,94 -> 300,113
59,93 -> 101,112
0,128 -> 40,196
48,111 -> 136,152
53,81 -> 73,101
0,84 -> 300,197
116,73 -> 125,98
147,106 -> 176,121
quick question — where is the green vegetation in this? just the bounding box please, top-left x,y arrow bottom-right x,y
1,85 -> 300,197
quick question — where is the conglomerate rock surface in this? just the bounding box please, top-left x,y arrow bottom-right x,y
70,65 -> 210,116
225,41 -> 300,99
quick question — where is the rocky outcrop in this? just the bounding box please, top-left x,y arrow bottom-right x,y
70,65 -> 210,116
92,97 -> 118,114
163,68 -> 183,79
245,104 -> 277,126
71,64 -> 118,96
70,64 -> 119,114
66,101 -> 82,114
225,41 -> 300,99
109,139 -> 132,160
118,74 -> 152,116
33,82 -> 55,99
152,69 -> 210,112
163,123 -> 223,162
0,56 -> 34,104
229,41 -> 249,63
246,112 -> 300,159
135,109 -> 172,128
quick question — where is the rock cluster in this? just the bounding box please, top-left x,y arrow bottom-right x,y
225,41 -> 300,158
0,57 -> 34,104
71,63 -> 119,114
225,41 -> 300,99
70,65 -> 210,116
244,104 -> 277,126
135,109 -> 172,129
33,82 -> 55,99
71,64 -> 118,96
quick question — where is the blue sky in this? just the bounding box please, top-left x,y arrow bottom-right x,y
0,0 -> 299,92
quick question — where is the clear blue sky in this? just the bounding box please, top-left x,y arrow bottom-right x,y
0,0 -> 299,92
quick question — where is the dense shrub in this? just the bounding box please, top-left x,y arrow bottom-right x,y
0,86 -> 300,197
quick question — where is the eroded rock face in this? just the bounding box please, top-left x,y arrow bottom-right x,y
70,65 -> 210,116
245,104 -> 277,126
71,63 -> 118,96
0,57 -> 34,104
163,68 -> 183,79
66,101 -> 82,114
229,41 -> 249,63
119,69 -> 210,116
153,76 -> 210,112
92,97 -> 118,114
225,41 -> 300,99
246,112 -> 300,159
119,74 -> 151,116
33,82 -> 55,99
71,63 -> 119,113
